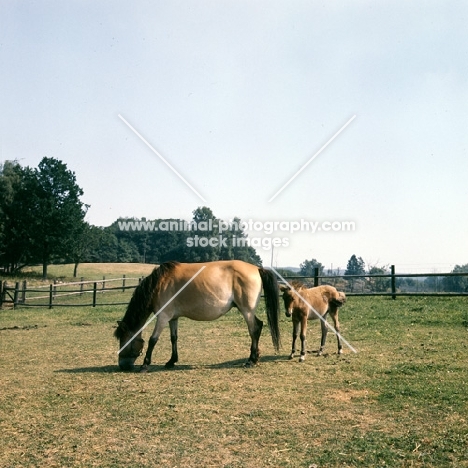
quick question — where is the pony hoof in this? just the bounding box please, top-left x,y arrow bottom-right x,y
338,349 -> 343,355
288,354 -> 295,360
164,361 -> 176,369
244,360 -> 257,368
299,356 -> 305,363
139,366 -> 149,373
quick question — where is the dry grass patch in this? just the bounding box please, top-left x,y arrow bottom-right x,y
1,297 -> 467,467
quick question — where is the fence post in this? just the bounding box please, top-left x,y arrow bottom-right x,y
102,276 -> 106,290
53,279 -> 57,298
13,282 -> 20,309
22,280 -> 27,304
313,268 -> 319,287
122,275 -> 126,292
49,284 -> 53,309
93,282 -> 97,307
391,265 -> 396,300
80,277 -> 84,296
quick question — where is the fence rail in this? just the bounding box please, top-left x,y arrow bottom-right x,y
283,265 -> 468,299
0,275 -> 143,309
1,265 -> 468,310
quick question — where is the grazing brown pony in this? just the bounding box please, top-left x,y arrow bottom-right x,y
114,260 -> 281,372
280,282 -> 346,361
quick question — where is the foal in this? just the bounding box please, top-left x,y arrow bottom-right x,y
280,283 -> 346,361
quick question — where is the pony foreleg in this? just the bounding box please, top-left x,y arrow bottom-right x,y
299,317 -> 308,362
140,315 -> 169,373
141,337 -> 158,372
289,320 -> 300,360
165,319 -> 179,369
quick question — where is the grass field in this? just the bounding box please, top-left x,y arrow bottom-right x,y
1,285 -> 467,466
12,263 -> 156,285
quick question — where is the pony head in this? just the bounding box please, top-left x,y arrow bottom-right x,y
114,321 -> 144,371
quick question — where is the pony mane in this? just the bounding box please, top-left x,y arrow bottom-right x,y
114,261 -> 180,339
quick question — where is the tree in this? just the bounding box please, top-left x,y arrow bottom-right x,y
299,258 -> 324,277
192,206 -> 214,225
97,208 -> 263,266
345,255 -> 365,276
367,265 -> 390,292
344,254 -> 365,292
117,238 -> 141,263
15,157 -> 88,279
0,161 -> 28,272
167,207 -> 261,265
217,216 -> 262,266
66,222 -> 99,277
88,227 -> 119,263
443,264 -> 468,293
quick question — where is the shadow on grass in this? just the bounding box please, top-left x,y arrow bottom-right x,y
55,354 -> 287,374
56,365 -> 120,374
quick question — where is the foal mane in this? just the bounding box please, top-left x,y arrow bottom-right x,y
114,261 -> 179,339
288,280 -> 307,291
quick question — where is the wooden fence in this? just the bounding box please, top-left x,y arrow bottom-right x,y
0,275 -> 143,309
1,265 -> 468,310
287,265 -> 468,299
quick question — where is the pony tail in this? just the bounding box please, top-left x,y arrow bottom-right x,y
258,267 -> 281,352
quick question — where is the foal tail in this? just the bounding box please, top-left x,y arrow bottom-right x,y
258,268 -> 281,352
330,291 -> 347,307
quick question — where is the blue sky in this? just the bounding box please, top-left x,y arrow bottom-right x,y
1,1 -> 467,271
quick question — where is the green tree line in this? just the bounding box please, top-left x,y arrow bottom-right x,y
0,158 -> 260,278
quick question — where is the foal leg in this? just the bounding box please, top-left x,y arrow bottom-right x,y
289,319 -> 300,360
318,312 -> 329,356
140,314 -> 170,373
329,308 -> 343,354
299,315 -> 308,362
165,318 -> 179,369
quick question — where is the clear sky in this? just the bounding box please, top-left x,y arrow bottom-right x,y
1,1 -> 467,272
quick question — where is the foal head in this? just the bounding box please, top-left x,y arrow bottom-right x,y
114,321 -> 145,371
279,282 -> 305,318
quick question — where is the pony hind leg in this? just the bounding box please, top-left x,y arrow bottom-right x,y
329,308 -> 343,355
243,312 -> 263,367
318,312 -> 329,356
